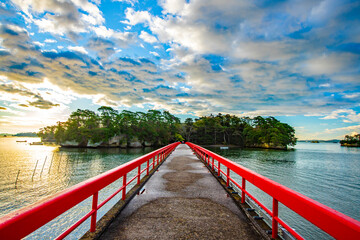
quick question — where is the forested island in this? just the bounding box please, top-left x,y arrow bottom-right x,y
38,107 -> 296,149
340,134 -> 360,147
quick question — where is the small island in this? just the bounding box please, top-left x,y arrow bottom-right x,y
340,134 -> 360,147
38,107 -> 297,150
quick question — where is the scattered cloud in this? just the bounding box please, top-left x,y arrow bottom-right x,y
44,39 -> 57,43
11,0 -> 104,39
0,0 -> 359,138
139,31 -> 157,43
28,98 -> 59,109
87,37 -> 116,59
149,51 -> 160,57
324,125 -> 360,134
0,82 -> 60,110
113,0 -> 138,6
322,109 -> 360,123
68,46 -> 88,55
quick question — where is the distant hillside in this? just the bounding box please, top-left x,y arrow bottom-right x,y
14,132 -> 38,137
0,133 -> 12,137
298,139 -> 340,143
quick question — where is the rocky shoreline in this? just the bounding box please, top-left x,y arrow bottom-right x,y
44,135 -> 157,148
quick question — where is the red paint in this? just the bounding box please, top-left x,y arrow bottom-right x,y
226,168 -> 230,187
0,142 -> 180,240
146,160 -> 149,176
137,165 -> 141,185
186,142 -> 360,240
272,198 -> 278,239
241,178 -> 246,204
90,192 -> 98,232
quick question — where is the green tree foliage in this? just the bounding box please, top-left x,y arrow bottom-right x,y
38,107 -> 183,147
39,108 -> 296,149
340,134 -> 360,146
181,114 -> 296,149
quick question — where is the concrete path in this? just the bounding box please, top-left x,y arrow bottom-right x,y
100,144 -> 261,240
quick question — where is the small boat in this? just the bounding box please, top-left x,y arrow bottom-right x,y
16,140 -> 27,142
30,142 -> 43,145
220,146 -> 229,149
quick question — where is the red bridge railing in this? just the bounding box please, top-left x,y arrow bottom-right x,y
0,142 -> 180,239
186,142 -> 360,240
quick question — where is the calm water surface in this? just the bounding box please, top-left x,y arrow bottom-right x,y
208,142 -> 360,240
0,137 -> 155,239
1,138 -> 359,239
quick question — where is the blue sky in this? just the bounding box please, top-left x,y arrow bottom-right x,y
0,0 -> 359,140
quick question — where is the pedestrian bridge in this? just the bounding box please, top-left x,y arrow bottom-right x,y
0,143 -> 359,239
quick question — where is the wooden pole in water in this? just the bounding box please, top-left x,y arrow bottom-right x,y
15,170 -> 20,189
40,156 -> 47,177
32,160 -> 39,181
48,152 -> 54,173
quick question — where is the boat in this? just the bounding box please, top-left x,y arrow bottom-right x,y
16,140 -> 27,142
220,146 -> 229,149
30,142 -> 43,145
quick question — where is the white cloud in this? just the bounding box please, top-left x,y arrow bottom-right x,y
121,8 -> 151,25
324,125 -> 360,134
322,109 -> 360,123
113,0 -> 138,6
159,0 -> 186,15
343,93 -> 360,99
302,53 -> 356,76
150,51 -> 160,57
11,0 -> 104,38
91,26 -> 136,47
319,83 -> 330,88
139,31 -> 157,43
44,39 -> 57,43
68,46 -> 88,54
33,41 -> 44,47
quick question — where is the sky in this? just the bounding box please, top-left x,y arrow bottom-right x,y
0,0 -> 359,140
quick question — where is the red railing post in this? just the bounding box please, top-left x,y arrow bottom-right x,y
218,161 -> 221,177
272,198 -> 279,239
90,192 -> 98,232
212,157 -> 214,171
226,167 -> 230,187
241,178 -> 246,203
137,165 -> 141,185
122,174 -> 127,200
147,159 -> 149,175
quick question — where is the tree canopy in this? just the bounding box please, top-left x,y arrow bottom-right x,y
38,108 -> 296,149
181,114 -> 296,149
38,107 -> 181,147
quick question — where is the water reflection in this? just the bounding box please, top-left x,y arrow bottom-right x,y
208,142 -> 360,240
0,137 -> 155,239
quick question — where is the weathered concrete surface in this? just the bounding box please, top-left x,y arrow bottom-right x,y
99,144 -> 262,240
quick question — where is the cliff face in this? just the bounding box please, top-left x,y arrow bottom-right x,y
59,135 -> 150,148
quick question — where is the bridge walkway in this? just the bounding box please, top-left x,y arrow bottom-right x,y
100,144 -> 261,240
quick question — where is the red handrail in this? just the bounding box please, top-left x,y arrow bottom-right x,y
0,142 -> 180,239
186,142 -> 360,240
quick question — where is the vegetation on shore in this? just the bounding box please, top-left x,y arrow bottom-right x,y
38,107 -> 183,147
38,107 -> 296,149
183,114 -> 296,149
340,134 -> 360,147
